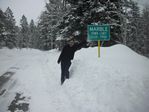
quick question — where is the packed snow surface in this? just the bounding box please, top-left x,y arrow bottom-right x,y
0,44 -> 149,112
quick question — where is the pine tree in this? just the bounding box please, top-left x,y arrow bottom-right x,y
38,0 -> 67,50
38,11 -> 50,50
20,15 -> 29,48
0,9 -> 6,48
57,0 -> 122,48
4,7 -> 17,48
29,19 -> 39,48
125,1 -> 141,48
141,5 -> 149,57
46,0 -> 66,49
15,25 -> 21,48
117,0 -> 129,45
102,0 -> 121,46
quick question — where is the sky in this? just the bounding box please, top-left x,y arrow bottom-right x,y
0,0 -> 149,26
134,0 -> 149,9
0,0 -> 48,25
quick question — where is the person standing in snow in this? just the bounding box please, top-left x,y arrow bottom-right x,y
57,36 -> 86,85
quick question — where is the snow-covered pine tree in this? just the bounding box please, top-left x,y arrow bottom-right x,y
57,0 -> 91,42
29,19 -> 39,48
38,0 -> 68,50
38,11 -> 50,50
46,0 -> 66,49
14,25 -> 21,48
117,0 -> 140,46
57,0 -> 122,48
20,15 -> 30,48
126,0 -> 141,52
116,0 -> 130,45
141,5 -> 149,57
0,9 -> 7,48
118,0 -> 148,57
4,7 -> 17,48
101,0 -> 121,46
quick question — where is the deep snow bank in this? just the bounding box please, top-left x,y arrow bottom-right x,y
63,44 -> 149,112
0,45 -> 149,112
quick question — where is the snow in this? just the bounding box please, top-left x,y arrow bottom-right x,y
0,45 -> 149,112
56,35 -> 63,41
96,7 -> 105,12
73,31 -> 80,36
61,27 -> 69,33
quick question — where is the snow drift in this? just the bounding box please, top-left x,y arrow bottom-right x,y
0,44 -> 149,112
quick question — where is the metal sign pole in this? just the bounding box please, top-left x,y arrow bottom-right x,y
98,40 -> 100,58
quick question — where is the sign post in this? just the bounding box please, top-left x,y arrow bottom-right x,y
98,40 -> 100,57
87,25 -> 110,57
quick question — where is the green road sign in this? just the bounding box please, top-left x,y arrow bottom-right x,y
87,25 -> 110,41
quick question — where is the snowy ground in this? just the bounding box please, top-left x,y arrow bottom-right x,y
0,45 -> 149,112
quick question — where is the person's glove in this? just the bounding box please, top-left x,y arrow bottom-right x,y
57,60 -> 60,64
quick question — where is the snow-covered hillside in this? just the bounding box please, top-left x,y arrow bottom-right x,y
0,45 -> 149,112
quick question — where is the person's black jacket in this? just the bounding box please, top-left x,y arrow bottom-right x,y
58,42 -> 85,63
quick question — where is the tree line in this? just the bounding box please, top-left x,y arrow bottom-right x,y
0,7 -> 39,49
0,0 -> 149,57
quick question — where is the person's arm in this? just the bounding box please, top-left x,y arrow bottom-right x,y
57,52 -> 62,64
57,47 -> 65,64
74,41 -> 86,51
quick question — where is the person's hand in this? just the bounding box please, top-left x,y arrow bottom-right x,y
57,60 -> 60,64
